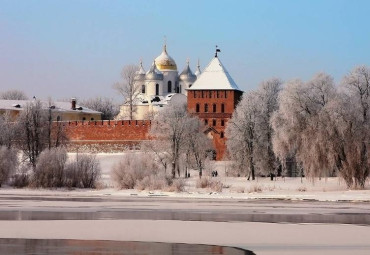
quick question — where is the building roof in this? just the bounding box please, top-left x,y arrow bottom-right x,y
187,57 -> 241,91
0,99 -> 101,114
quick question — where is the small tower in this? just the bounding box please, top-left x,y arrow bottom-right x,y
179,59 -> 197,95
145,60 -> 164,97
186,50 -> 243,160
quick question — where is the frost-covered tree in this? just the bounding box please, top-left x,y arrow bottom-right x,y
81,97 -> 119,120
17,100 -> 67,168
226,78 -> 281,180
185,117 -> 214,178
0,89 -> 28,100
254,78 -> 282,179
0,112 -> 16,148
149,103 -> 211,179
272,73 -> 337,180
113,65 -> 140,120
333,66 -> 369,188
149,103 -> 192,178
226,91 -> 258,180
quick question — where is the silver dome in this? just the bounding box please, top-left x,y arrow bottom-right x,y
145,61 -> 164,81
134,60 -> 146,81
179,60 -> 196,82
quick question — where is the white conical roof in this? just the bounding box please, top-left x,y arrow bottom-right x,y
187,57 -> 240,91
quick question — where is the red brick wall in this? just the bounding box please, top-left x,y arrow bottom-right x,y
64,120 -> 151,144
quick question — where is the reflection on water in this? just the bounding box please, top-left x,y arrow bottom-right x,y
0,239 -> 256,255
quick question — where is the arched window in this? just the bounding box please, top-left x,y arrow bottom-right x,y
194,91 -> 197,98
168,81 -> 172,93
221,119 -> 225,126
204,119 -> 208,125
221,103 -> 225,113
220,132 -> 224,138
141,85 -> 145,94
196,103 -> 200,113
209,91 -> 212,98
225,91 -> 228,98
56,116 -> 61,121
189,84 -> 192,88
204,103 -> 208,113
213,104 -> 217,113
212,119 -> 216,126
82,117 -> 86,121
156,84 -> 159,95
91,117 -> 94,121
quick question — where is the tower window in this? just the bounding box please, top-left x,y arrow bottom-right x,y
213,104 -> 216,113
142,85 -> 145,94
220,132 -> 224,138
217,91 -> 219,98
221,119 -> 225,126
225,91 -> 228,98
204,103 -> 208,113
204,119 -> 208,125
168,81 -> 172,93
156,84 -> 159,95
221,103 -> 225,113
212,119 -> 216,126
196,103 -> 200,113
209,91 -> 212,98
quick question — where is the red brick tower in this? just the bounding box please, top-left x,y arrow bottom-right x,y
187,52 -> 243,160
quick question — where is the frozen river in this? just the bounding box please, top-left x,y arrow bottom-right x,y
0,195 -> 369,254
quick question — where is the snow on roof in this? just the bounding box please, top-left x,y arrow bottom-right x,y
187,57 -> 241,91
0,99 -> 101,114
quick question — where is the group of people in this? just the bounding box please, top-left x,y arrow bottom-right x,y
211,170 -> 218,177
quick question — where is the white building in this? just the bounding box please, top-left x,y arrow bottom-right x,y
118,44 -> 201,119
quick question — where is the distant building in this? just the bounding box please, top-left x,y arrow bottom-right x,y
187,53 -> 243,160
118,43 -> 200,119
0,98 -> 102,121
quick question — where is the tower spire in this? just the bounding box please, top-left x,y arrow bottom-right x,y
215,45 -> 221,57
163,35 -> 167,52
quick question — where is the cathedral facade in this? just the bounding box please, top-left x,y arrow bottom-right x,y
118,44 -> 201,119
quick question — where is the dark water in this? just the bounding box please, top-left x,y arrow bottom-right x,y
0,239 -> 256,255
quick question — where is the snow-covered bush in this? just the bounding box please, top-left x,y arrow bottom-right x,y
111,153 -> 160,189
196,177 -> 223,192
0,146 -> 18,186
32,147 -> 67,188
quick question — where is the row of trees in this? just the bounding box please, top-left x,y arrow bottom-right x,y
144,103 -> 214,178
226,66 -> 369,189
0,100 -> 101,188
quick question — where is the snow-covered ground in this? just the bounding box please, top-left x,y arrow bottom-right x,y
1,153 -> 368,202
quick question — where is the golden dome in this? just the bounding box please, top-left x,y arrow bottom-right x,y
154,44 -> 177,71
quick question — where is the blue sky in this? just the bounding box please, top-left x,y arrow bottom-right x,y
1,0 -> 370,102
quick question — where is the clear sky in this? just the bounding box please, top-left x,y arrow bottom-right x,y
1,0 -> 370,102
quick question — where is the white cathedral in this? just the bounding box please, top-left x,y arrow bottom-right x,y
118,43 -> 201,119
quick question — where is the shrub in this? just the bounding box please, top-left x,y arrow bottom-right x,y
11,165 -> 30,188
196,177 -> 223,192
0,146 -> 18,187
167,178 -> 186,192
76,154 -> 101,188
111,153 -> 159,189
111,153 -> 185,192
32,148 -> 67,188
